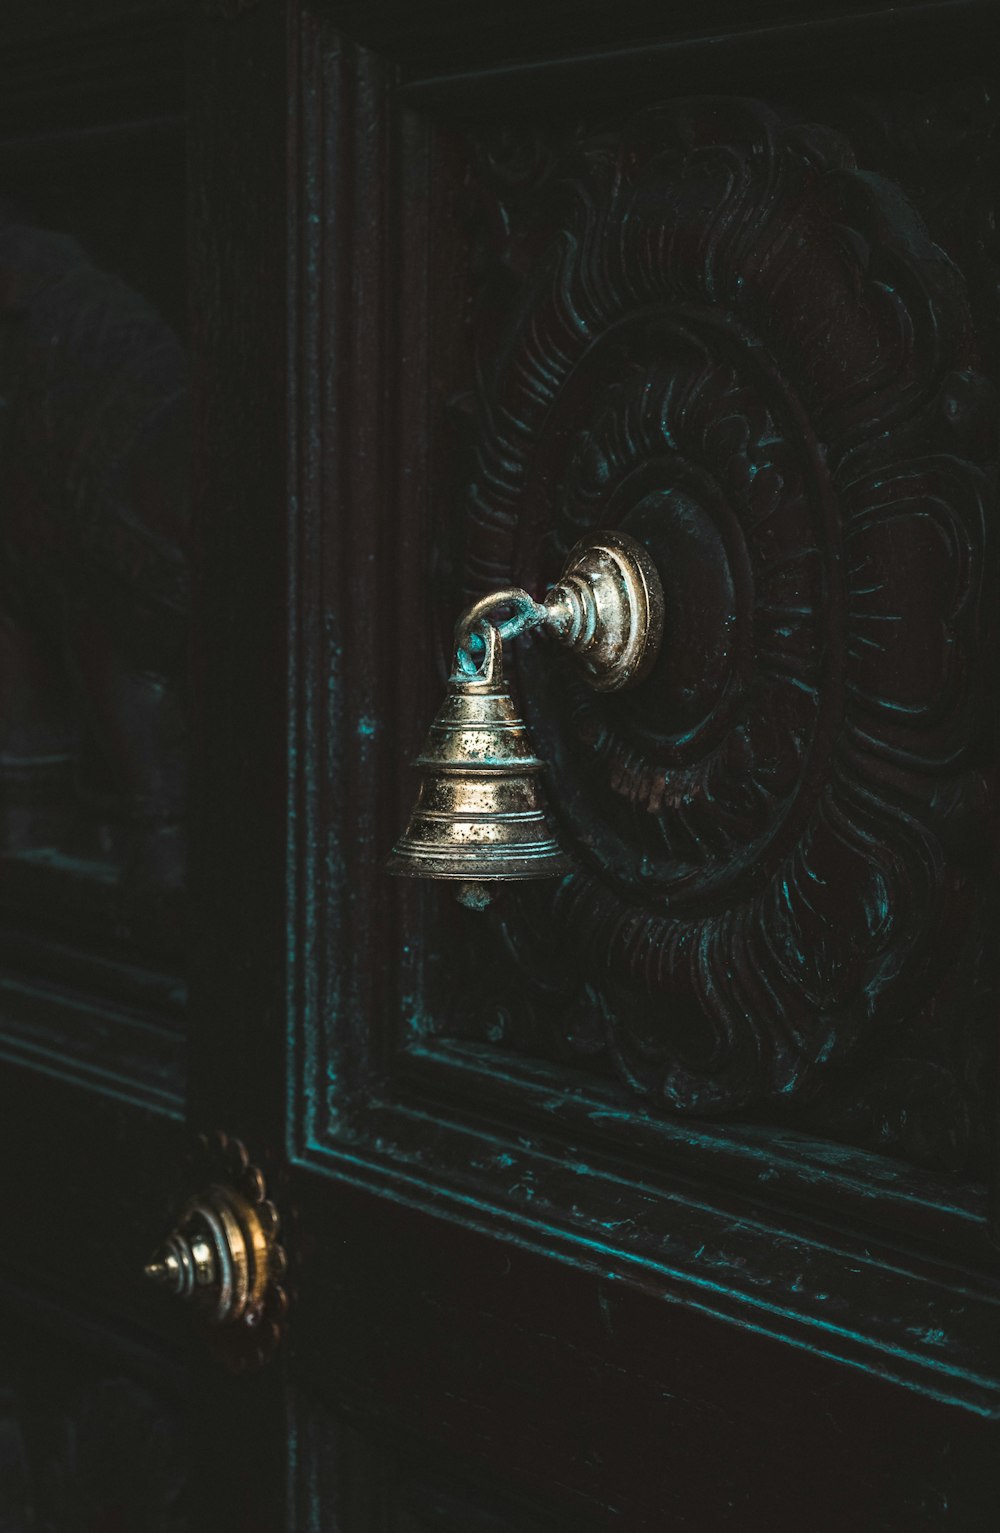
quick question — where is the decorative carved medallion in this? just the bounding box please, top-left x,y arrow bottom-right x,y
458,97 -> 996,1167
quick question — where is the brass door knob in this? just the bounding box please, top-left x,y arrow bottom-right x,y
144,1132 -> 288,1370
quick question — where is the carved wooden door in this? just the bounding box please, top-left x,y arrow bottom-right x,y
2,0 -> 999,1528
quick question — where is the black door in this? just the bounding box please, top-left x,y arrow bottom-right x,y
2,1 -> 999,1528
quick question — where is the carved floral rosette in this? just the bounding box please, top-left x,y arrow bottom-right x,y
463,99 -> 995,1134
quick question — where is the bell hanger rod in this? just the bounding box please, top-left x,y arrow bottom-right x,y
455,531 -> 663,695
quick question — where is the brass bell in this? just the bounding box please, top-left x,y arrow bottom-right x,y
387,532 -> 664,904
386,621 -> 571,899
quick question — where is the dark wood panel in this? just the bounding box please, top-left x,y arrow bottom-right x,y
290,1394 -> 610,1532
0,1062 -> 187,1346
254,13 -> 1000,1524
296,1117 -> 1000,1417
0,0 -> 190,1026
0,111 -> 190,1132
186,0 -> 291,1139
292,1175 -> 1000,1531
0,17 -> 196,1531
313,0 -> 994,82
0,0 -> 983,1527
403,1042 -> 991,1266
0,117 -> 187,337
0,1282 -> 191,1531
0,7 -> 185,136
395,1 -> 996,111
283,0 -> 997,1378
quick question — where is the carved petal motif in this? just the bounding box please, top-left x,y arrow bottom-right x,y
464,100 -> 995,1126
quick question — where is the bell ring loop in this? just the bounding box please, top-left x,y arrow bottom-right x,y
455,619 -> 501,681
454,587 -> 548,679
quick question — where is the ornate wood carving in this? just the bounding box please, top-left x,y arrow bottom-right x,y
0,211 -> 189,949
267,13 -> 1000,1488
452,94 -> 996,1170
794,79 -> 999,370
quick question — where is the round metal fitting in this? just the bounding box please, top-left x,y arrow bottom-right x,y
544,530 -> 664,692
144,1131 -> 288,1371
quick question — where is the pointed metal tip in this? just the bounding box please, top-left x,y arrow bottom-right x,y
144,1247 -> 182,1290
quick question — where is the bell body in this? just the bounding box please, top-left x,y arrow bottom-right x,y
387,627 -> 570,881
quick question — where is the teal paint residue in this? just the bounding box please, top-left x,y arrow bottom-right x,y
403,999 -> 434,1040
357,714 -> 378,739
909,1327 -> 948,1347
299,1142 -> 995,1414
867,876 -> 891,934
597,1282 -> 615,1338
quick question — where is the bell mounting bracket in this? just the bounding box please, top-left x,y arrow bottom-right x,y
455,530 -> 663,694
